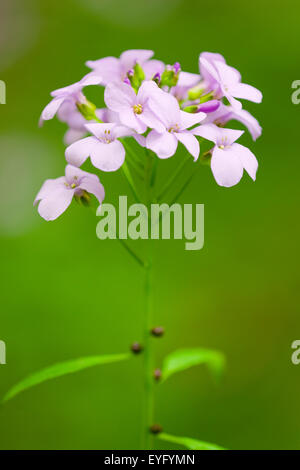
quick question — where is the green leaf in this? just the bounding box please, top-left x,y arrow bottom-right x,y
158,433 -> 226,450
161,348 -> 225,383
2,353 -> 130,403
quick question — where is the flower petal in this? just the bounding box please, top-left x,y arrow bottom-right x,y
37,185 -> 74,221
148,87 -> 180,129
214,61 -> 241,85
65,164 -> 94,183
139,106 -> 166,133
232,143 -> 258,181
146,130 -> 178,159
104,82 -> 136,111
120,49 -> 154,69
85,123 -> 116,140
180,110 -> 206,130
90,141 -> 125,172
65,136 -> 98,167
229,108 -> 262,141
175,132 -> 200,160
41,97 -> 65,121
211,147 -> 244,187
85,57 -> 121,84
230,83 -> 262,103
79,175 -> 105,204
143,60 -> 165,80
119,109 -> 147,133
80,73 -> 103,87
34,177 -> 66,205
192,123 -> 220,143
64,128 -> 87,146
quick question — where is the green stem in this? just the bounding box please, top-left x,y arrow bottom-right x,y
117,238 -> 145,268
122,161 -> 142,203
141,149 -> 155,450
142,246 -> 154,449
157,155 -> 190,201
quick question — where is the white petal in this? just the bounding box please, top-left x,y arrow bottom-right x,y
90,141 -> 125,172
85,123 -> 116,140
41,97 -> 65,121
147,87 -> 180,129
214,61 -> 241,85
119,109 -> 146,134
64,128 -> 87,146
65,136 -> 98,167
211,147 -> 244,187
37,186 -> 74,221
146,131 -> 178,159
104,82 -> 136,111
120,49 -> 154,69
192,123 -> 220,143
179,110 -> 206,130
232,143 -> 258,181
34,177 -> 66,205
175,132 -> 200,160
79,175 -> 105,204
86,57 -> 121,84
230,83 -> 262,103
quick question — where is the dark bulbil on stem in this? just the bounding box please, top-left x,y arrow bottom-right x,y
131,342 -> 143,354
154,369 -> 162,381
151,326 -> 165,337
150,424 -> 163,435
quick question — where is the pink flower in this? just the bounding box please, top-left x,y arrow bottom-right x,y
199,52 -> 262,110
34,165 -> 105,221
203,102 -> 262,141
40,74 -> 102,124
65,123 -> 133,172
86,49 -> 164,85
193,124 -> 258,187
104,80 -> 166,134
146,90 -> 206,160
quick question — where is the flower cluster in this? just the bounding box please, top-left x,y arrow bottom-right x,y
35,49 -> 262,220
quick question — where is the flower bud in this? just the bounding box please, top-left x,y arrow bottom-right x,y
150,424 -> 163,434
183,105 -> 199,114
151,326 -> 165,337
74,190 -> 91,207
188,84 -> 205,101
152,72 -> 161,86
131,342 -> 143,354
127,63 -> 145,92
160,62 -> 181,88
76,99 -> 97,121
153,369 -> 162,381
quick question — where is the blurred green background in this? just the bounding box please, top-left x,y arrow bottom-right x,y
0,0 -> 300,450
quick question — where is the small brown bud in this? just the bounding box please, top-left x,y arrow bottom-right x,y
150,424 -> 163,434
151,326 -> 165,337
154,369 -> 162,381
130,342 -> 143,354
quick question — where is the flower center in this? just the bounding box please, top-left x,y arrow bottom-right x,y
133,104 -> 143,114
168,124 -> 180,133
102,129 -> 112,144
218,137 -> 230,150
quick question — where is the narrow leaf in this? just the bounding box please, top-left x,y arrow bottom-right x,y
158,433 -> 226,450
3,353 -> 130,403
161,348 -> 225,383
